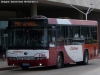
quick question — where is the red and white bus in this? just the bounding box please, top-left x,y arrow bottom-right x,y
6,16 -> 98,69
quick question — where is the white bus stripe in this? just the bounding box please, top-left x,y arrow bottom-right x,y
57,19 -> 72,25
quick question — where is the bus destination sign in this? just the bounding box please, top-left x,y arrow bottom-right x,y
13,21 -> 36,27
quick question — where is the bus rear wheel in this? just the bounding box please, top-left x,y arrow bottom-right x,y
76,50 -> 89,65
82,50 -> 89,65
56,53 -> 63,68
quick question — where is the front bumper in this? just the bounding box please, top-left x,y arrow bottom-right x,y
7,59 -> 49,67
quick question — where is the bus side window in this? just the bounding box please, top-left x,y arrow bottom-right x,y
80,26 -> 97,44
65,26 -> 69,45
56,26 -> 66,46
81,27 -> 89,44
68,26 -> 73,38
73,26 -> 80,38
92,27 -> 97,43
48,25 -> 56,47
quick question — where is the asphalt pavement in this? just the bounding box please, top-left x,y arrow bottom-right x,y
0,60 -> 19,71
0,59 -> 100,75
0,54 -> 100,75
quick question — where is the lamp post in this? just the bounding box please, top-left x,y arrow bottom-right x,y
67,2 -> 100,20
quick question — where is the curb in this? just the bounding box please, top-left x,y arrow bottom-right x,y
94,55 -> 100,59
0,66 -> 19,71
0,61 -> 19,71
0,59 -> 7,62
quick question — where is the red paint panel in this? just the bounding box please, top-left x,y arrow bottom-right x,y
49,46 -> 75,66
48,47 -> 58,66
7,59 -> 49,67
82,44 -> 98,60
69,19 -> 98,26
48,18 -> 57,24
57,46 -> 75,63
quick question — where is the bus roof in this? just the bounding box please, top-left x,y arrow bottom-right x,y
9,18 -> 98,26
48,18 -> 98,26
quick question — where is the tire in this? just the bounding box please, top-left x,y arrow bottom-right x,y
76,50 -> 88,65
56,53 -> 63,69
21,66 -> 29,70
82,50 -> 89,65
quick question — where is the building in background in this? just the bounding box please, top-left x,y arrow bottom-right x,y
0,0 -> 100,53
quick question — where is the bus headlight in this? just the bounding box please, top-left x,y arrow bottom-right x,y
22,58 -> 23,60
9,57 -> 17,60
39,63 -> 42,66
27,57 -> 29,60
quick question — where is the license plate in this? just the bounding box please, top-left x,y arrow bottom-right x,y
23,63 -> 30,66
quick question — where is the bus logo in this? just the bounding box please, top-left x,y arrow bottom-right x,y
13,51 -> 23,53
24,52 -> 28,55
70,47 -> 78,50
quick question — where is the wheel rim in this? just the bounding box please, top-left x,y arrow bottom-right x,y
57,55 -> 62,67
85,54 -> 88,63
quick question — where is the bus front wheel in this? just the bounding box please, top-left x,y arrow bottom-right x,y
56,53 -> 63,68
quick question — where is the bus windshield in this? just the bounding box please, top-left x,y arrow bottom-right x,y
8,19 -> 49,49
8,27 -> 48,49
